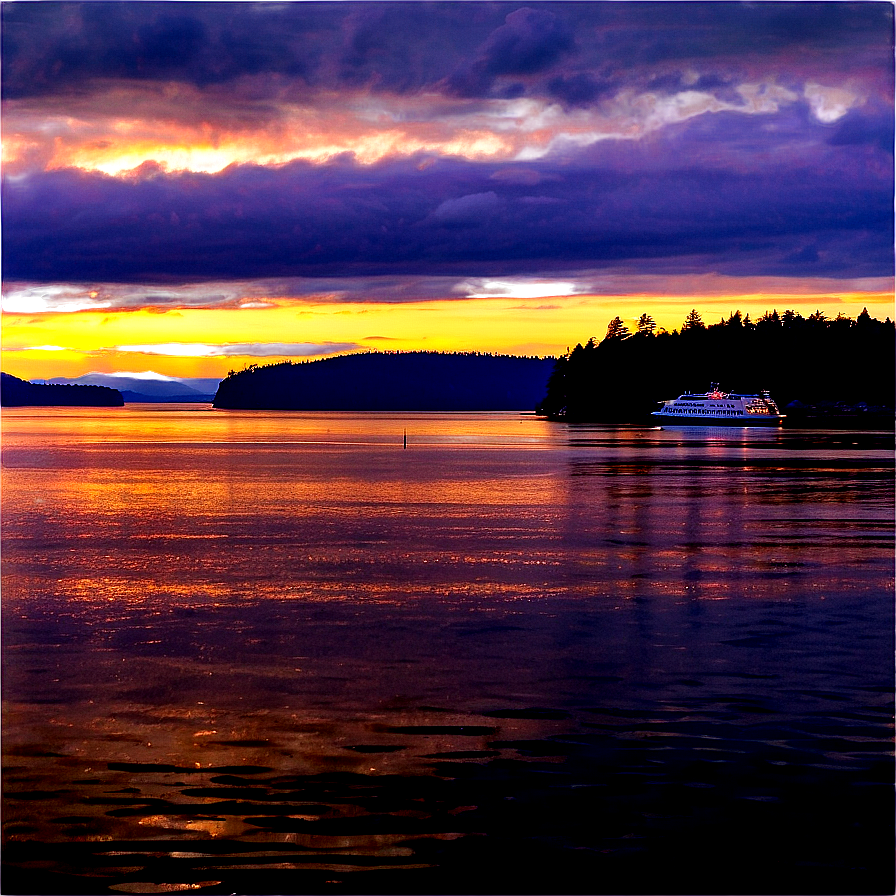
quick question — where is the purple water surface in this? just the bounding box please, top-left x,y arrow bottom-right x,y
2,408 -> 893,894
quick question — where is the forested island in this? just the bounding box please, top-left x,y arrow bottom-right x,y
1,372 -> 124,407
537,308 -> 894,425
213,351 -> 556,410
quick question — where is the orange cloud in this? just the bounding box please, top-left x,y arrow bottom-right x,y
2,77 -> 826,176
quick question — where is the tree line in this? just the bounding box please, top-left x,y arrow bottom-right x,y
0,372 -> 124,407
537,308 -> 895,422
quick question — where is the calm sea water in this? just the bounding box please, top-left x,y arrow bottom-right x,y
2,406 -> 893,895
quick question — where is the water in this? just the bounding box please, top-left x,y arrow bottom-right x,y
2,407 -> 893,895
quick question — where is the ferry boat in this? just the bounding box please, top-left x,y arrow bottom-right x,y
652,385 -> 785,426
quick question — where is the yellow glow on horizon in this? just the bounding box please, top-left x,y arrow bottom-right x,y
2,290 -> 892,382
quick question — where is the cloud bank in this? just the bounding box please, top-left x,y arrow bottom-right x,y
1,2 -> 892,309
3,134 -> 891,287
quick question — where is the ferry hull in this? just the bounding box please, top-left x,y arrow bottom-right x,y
651,412 -> 784,426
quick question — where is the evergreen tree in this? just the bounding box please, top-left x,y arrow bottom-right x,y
605,317 -> 630,340
637,313 -> 657,335
756,309 -> 781,329
682,309 -> 704,330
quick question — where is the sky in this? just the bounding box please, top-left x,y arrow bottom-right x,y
2,1 -> 893,381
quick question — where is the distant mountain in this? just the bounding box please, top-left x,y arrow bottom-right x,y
1,372 -> 124,407
46,373 -> 219,402
213,352 -> 557,411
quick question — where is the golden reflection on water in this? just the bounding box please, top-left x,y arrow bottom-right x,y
2,408 -> 893,893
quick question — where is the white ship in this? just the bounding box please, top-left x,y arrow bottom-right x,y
652,384 -> 785,426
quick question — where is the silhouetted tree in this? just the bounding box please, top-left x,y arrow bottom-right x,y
756,309 -> 782,329
637,313 -> 657,335
605,317 -> 630,340
682,309 -> 704,330
830,312 -> 855,332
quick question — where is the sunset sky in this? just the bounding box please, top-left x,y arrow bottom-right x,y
2,1 -> 893,381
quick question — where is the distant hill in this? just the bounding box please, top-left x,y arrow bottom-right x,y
1,372 -> 124,407
47,373 -> 219,402
213,352 -> 556,411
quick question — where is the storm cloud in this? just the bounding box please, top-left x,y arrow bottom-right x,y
3,3 -> 890,99
3,119 -> 891,285
1,1 -> 893,301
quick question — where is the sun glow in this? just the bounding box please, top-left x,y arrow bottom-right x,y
2,89 -> 526,175
3,286 -> 892,383
1,78 -> 836,177
28,125 -> 515,176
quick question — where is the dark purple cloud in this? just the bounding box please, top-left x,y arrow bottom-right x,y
3,100 -> 891,286
208,342 -> 362,358
446,7 -> 574,97
3,2 -> 891,102
112,341 -> 363,359
1,2 -> 314,96
827,100 -> 894,154
482,8 -> 573,76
